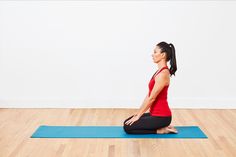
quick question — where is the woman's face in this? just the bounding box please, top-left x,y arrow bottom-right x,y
152,46 -> 165,63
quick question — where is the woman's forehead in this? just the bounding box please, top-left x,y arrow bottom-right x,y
155,46 -> 161,51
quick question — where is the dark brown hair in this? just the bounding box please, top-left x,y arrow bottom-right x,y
156,41 -> 177,77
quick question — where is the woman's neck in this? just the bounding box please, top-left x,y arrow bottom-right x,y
157,60 -> 167,69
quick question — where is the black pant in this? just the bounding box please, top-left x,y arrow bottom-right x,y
123,112 -> 172,134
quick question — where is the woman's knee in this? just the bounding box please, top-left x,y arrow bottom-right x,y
123,124 -> 132,134
123,121 -> 133,133
123,115 -> 137,133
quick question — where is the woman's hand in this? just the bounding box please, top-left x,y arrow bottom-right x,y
125,114 -> 140,126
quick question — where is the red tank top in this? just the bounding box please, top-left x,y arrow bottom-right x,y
148,66 -> 172,117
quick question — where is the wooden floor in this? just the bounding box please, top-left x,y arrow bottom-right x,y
0,108 -> 236,157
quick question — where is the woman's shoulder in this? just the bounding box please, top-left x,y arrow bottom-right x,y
154,68 -> 170,78
154,69 -> 170,85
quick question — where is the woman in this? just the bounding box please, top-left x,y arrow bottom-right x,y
123,41 -> 178,134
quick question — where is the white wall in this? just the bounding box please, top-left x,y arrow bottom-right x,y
0,1 -> 236,109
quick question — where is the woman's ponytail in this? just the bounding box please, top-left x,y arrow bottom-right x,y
169,43 -> 177,77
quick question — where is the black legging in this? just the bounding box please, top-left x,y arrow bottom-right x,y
123,112 -> 172,134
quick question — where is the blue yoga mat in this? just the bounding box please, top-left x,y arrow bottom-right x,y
31,125 -> 207,138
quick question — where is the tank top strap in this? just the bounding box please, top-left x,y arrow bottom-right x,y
153,66 -> 169,78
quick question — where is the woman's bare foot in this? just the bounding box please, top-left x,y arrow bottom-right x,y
167,125 -> 173,128
166,125 -> 178,133
156,127 -> 166,134
156,126 -> 178,134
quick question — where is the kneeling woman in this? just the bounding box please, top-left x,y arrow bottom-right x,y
123,41 -> 178,134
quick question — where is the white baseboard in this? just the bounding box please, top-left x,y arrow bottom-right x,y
0,97 -> 236,109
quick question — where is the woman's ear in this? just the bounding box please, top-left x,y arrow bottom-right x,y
161,52 -> 166,59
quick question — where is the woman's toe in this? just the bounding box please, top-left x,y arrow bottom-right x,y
167,128 -> 178,134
